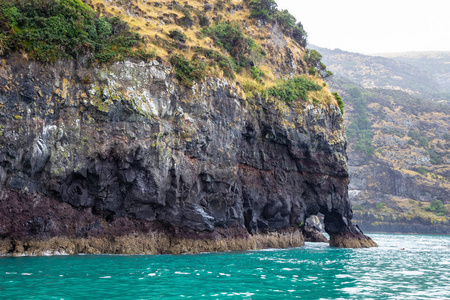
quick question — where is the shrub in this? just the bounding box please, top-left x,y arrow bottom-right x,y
332,92 -> 344,115
193,47 -> 235,79
197,13 -> 210,27
265,76 -> 322,102
247,1 -> 308,47
425,200 -> 448,216
202,21 -> 265,72
375,203 -> 386,210
292,22 -> 307,47
169,30 -> 186,43
170,55 -> 205,87
418,136 -> 429,148
275,9 -> 295,30
416,166 -> 428,175
248,0 -> 278,22
177,10 -> 193,28
250,66 -> 265,82
0,0 -> 143,63
429,150 -> 443,165
304,49 -> 333,78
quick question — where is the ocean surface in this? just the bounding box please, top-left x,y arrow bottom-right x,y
1,234 -> 449,299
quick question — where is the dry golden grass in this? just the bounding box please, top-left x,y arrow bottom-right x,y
82,0 -> 335,106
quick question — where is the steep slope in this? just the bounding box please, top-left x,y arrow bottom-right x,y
0,0 -> 375,255
317,47 -> 450,234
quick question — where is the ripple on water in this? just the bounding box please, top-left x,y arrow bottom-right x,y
0,234 -> 449,299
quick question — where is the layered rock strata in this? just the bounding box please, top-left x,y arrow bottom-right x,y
0,55 -> 376,254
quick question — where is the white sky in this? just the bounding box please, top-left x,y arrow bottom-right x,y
275,0 -> 450,54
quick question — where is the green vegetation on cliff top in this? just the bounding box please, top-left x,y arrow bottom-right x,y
0,0 -> 151,63
0,0 -> 340,109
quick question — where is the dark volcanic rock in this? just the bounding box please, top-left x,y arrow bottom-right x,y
0,55 -> 373,249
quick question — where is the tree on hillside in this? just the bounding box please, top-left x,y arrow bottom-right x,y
248,0 -> 278,22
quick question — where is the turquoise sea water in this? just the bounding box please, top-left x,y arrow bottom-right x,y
1,234 -> 449,299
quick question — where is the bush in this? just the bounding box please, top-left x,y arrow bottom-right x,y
429,150 -> 443,165
176,10 -> 193,28
416,166 -> 428,175
203,21 -> 245,56
193,47 -> 235,79
275,9 -> 295,30
265,76 -> 322,102
425,200 -> 448,216
418,136 -> 429,148
250,66 -> 265,82
375,203 -> 386,210
292,22 -> 307,47
197,13 -> 210,27
202,21 -> 265,72
332,92 -> 344,115
248,0 -> 278,22
170,55 -> 205,87
0,0 -> 143,63
169,30 -> 186,43
304,49 -> 333,78
408,130 -> 430,148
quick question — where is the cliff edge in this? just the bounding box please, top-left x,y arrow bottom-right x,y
0,0 -> 376,255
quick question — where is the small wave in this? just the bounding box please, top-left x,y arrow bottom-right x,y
394,270 -> 424,276
335,274 -> 353,279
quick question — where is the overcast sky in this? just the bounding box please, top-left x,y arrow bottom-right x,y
276,0 -> 450,54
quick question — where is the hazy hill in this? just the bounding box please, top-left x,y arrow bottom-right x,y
315,47 -> 450,233
375,51 -> 450,95
311,46 -> 445,98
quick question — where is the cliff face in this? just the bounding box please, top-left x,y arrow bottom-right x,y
0,54 -> 374,254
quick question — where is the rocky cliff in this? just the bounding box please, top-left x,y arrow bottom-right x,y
0,0 -> 376,255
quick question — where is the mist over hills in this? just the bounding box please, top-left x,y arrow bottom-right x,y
312,45 -> 450,233
375,51 -> 450,95
311,45 -> 450,100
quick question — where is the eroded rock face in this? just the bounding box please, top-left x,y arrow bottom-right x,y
0,55 -> 375,250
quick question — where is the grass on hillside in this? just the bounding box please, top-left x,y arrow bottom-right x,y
1,0 -> 338,108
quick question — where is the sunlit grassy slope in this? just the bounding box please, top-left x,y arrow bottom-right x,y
83,0 -> 337,105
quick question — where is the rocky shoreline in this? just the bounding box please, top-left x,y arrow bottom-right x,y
0,189 -> 375,256
0,231 -> 306,257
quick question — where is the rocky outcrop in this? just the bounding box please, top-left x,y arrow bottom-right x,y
302,215 -> 328,243
0,55 -> 375,254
